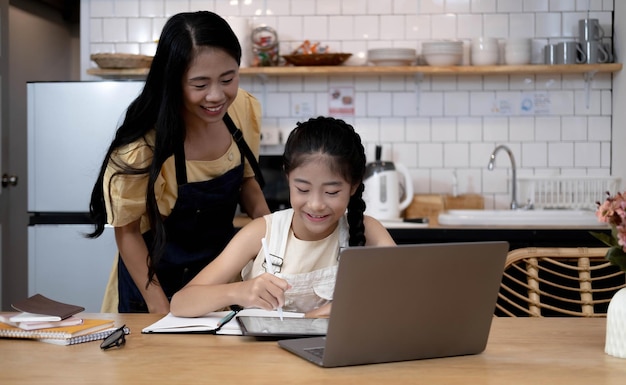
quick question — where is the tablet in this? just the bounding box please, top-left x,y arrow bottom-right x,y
236,316 -> 329,338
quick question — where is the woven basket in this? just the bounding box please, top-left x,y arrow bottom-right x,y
91,53 -> 153,69
282,53 -> 351,66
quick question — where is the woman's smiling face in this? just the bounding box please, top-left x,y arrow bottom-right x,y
181,46 -> 239,127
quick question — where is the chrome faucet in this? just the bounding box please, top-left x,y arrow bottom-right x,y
487,145 -> 520,210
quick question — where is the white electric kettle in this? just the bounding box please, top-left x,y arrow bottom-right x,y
362,145 -> 414,221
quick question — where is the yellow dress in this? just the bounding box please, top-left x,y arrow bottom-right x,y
100,89 -> 262,312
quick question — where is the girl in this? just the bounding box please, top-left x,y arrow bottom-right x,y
88,11 -> 270,313
170,117 -> 396,318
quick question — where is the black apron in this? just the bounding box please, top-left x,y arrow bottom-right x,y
117,115 -> 263,313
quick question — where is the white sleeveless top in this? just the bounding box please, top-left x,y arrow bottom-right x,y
241,209 -> 349,313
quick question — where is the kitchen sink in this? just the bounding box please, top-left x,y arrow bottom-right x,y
438,209 -> 606,227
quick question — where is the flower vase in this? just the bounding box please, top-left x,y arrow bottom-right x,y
605,287 -> 626,358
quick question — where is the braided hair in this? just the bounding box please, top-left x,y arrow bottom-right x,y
282,117 -> 367,246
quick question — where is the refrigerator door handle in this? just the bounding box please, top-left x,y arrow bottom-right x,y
2,173 -> 18,188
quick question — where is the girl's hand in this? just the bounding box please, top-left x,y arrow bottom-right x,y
239,273 -> 290,310
305,302 -> 332,318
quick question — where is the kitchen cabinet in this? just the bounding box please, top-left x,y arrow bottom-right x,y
86,63 -> 622,78
388,226 -> 611,251
234,214 -> 610,251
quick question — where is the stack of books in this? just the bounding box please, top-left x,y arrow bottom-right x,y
0,294 -> 118,345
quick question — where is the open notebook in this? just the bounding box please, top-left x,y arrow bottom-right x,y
142,308 -> 304,335
278,241 -> 509,367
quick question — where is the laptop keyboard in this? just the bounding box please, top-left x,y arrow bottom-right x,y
305,347 -> 325,359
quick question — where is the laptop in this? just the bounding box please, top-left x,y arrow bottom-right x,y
278,241 -> 509,367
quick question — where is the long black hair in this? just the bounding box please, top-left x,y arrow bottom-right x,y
282,117 -> 367,246
87,11 -> 242,285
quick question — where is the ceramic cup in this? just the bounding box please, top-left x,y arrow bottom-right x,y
460,39 -> 472,66
581,40 -> 610,63
605,42 -> 614,63
504,38 -> 531,65
555,42 -> 586,64
579,18 -> 605,42
544,44 -> 557,65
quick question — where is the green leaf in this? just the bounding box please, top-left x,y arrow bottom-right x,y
590,231 -> 619,247
606,246 -> 626,272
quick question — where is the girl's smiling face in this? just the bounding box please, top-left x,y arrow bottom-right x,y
181,46 -> 239,128
288,154 -> 358,241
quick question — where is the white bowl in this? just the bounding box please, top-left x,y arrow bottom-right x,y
422,41 -> 463,51
471,47 -> 499,53
368,48 -> 416,66
471,38 -> 499,55
369,58 -> 415,66
472,37 -> 499,46
423,52 -> 462,66
505,52 -> 531,65
368,48 -> 416,60
471,52 -> 499,65
504,44 -> 531,65
505,38 -> 532,47
422,46 -> 463,54
505,45 -> 531,53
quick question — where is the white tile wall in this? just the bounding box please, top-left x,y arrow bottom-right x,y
82,0 -> 615,209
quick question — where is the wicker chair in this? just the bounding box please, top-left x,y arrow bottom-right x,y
496,247 -> 626,317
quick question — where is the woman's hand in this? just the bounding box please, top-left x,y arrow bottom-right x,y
238,273 -> 291,311
305,302 -> 332,318
147,299 -> 171,315
115,221 -> 170,314
239,177 -> 270,218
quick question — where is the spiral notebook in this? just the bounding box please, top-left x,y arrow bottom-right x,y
39,326 -> 130,346
0,318 -> 114,340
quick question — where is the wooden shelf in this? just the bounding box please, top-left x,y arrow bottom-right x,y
244,63 -> 622,76
87,63 -> 622,79
86,68 -> 150,78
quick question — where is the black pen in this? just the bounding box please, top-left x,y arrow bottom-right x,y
216,305 -> 243,328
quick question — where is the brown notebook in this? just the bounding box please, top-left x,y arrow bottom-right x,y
11,294 -> 85,320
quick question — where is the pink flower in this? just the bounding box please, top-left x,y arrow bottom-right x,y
596,199 -> 613,222
596,191 -> 626,253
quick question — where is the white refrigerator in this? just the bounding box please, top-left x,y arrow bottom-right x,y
27,81 -> 144,312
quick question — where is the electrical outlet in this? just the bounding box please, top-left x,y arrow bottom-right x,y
260,128 -> 281,145
293,101 -> 313,117
292,94 -> 315,117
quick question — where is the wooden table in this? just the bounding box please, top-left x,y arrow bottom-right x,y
2,314 -> 626,384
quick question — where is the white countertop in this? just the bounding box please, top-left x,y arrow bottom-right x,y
379,220 -> 430,229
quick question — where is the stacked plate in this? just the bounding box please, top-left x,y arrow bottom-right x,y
367,48 -> 416,66
421,40 -> 463,66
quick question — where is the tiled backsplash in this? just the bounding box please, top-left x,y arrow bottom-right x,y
82,0 -> 615,209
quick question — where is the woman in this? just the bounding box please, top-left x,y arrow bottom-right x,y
88,11 -> 270,313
